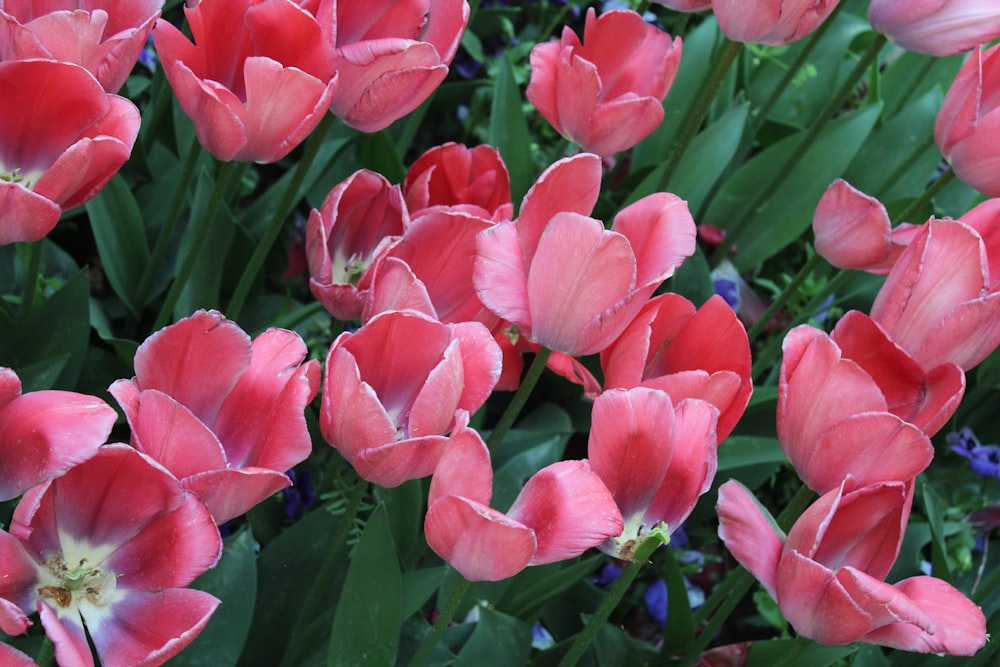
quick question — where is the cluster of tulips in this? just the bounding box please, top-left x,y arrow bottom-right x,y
5,0 -> 1000,665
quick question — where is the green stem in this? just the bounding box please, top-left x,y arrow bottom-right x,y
716,34 -> 888,262
19,241 -> 42,316
746,253 -> 821,344
228,114 -> 336,320
558,531 -> 667,667
656,39 -> 743,194
893,166 -> 955,225
409,575 -> 471,667
486,346 -> 553,451
750,2 -> 845,132
279,474 -> 368,667
136,137 -> 201,308
152,160 -> 239,331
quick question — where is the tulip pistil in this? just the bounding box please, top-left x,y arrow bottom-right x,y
39,553 -> 118,609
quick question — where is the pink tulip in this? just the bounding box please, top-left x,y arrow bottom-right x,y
109,310 -> 321,524
778,312 -> 963,494
935,44 -> 1000,196
306,169 -> 409,320
717,479 -> 987,655
713,0 -> 843,46
812,179 -> 922,272
403,142 -> 513,221
364,208 -> 498,326
0,445 -> 223,667
527,8 -> 682,157
153,0 -> 337,163
0,59 -> 139,245
424,412 -> 623,581
869,0 -> 1000,57
320,309 -> 501,487
871,219 -> 1000,371
474,153 -> 696,356
0,367 -> 116,501
588,388 -> 718,559
0,0 -> 163,93
329,0 -> 469,132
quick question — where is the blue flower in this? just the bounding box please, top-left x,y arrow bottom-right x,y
947,427 -> 1000,479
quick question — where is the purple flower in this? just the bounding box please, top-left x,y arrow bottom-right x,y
948,427 -> 1000,479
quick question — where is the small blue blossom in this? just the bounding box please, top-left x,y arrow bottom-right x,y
592,562 -> 623,588
947,427 -> 1000,479
532,623 -> 555,650
138,34 -> 158,72
644,579 -> 668,627
713,278 -> 741,310
283,468 -> 315,519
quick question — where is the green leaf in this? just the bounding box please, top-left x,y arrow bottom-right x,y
456,607 -> 531,666
667,245 -> 715,307
488,54 -> 533,205
717,437 -> 787,471
922,483 -> 953,584
745,637 -> 857,666
492,432 -> 568,512
659,547 -> 695,654
375,479 -> 426,570
172,529 -> 258,667
85,174 -> 151,317
329,505 -> 401,667
499,555 -> 603,618
400,567 -> 447,620
357,131 -> 406,184
708,103 -> 881,271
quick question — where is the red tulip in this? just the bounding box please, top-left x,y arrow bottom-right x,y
0,367 -> 116,501
871,219 -> 1000,371
718,479 -> 987,655
0,59 -> 139,245
474,153 -> 696,356
935,44 -> 1000,196
588,388 -> 718,559
153,0 -> 337,163
403,142 -> 513,221
306,169 -> 409,320
0,0 -> 163,93
320,310 -> 501,487
869,0 -> 1000,57
0,445 -> 222,667
527,8 -> 681,156
329,0 -> 469,132
109,310 -> 321,524
713,0 -> 843,46
778,312 -> 963,494
425,412 -> 623,581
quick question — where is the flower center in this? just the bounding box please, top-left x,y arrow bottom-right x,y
38,554 -> 118,609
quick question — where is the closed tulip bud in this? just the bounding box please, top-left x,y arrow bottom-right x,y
869,0 -> 1000,57
713,0 -> 843,46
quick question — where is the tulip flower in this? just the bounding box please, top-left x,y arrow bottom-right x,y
364,208 -> 498,326
306,169 -> 409,320
812,179 -> 922,272
109,310 -> 321,524
871,219 -> 1000,372
320,310 -> 502,487
0,445 -> 223,667
424,412 -> 623,581
153,0 -> 338,163
474,153 -> 697,357
329,0 -> 469,132
713,0 -> 843,46
0,367 -> 117,501
526,8 -> 682,156
0,59 -> 139,245
778,312 -> 963,494
935,44 -> 1000,197
402,142 -> 513,221
588,388 -> 718,559
0,0 -> 163,93
717,479 -> 987,655
869,0 -> 1000,57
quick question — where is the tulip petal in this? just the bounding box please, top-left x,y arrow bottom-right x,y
515,153 -> 602,258
128,389 -> 228,479
427,413 -> 493,506
716,480 -> 783,598
0,181 -> 61,245
183,468 -> 292,525
0,530 -> 36,630
39,602 -> 93,667
813,179 -> 893,270
474,220 -> 532,331
357,435 -> 450,488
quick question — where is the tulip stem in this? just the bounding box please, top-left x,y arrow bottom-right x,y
486,346 -> 553,451
558,529 -> 668,667
19,241 -> 42,316
409,575 -> 471,667
878,133 -> 936,198
893,166 -> 955,226
152,159 -> 240,331
136,136 -> 201,310
656,39 -> 743,194
746,252 -> 821,344
883,56 -> 937,118
679,484 -> 814,666
750,1 -> 845,133
279,474 -> 368,667
715,33 -> 889,263
227,114 -> 337,321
